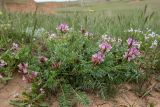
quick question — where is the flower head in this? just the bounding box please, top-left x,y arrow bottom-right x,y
40,88 -> 45,94
92,52 -> 105,65
17,63 -> 28,74
101,35 -> 111,42
52,62 -> 61,69
11,43 -> 19,54
0,59 -> 7,68
101,35 -> 117,43
39,56 -> 48,63
31,71 -> 38,78
127,38 -> 137,46
22,71 -> 38,83
99,42 -> 112,53
56,23 -> 69,33
48,33 -> 57,40
118,38 -> 122,43
148,32 -> 157,37
127,38 -> 140,48
12,43 -> 19,50
84,32 -> 93,37
150,40 -> 158,48
124,47 -> 140,61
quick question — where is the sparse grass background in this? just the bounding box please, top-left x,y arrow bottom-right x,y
5,0 -> 160,12
54,0 -> 160,13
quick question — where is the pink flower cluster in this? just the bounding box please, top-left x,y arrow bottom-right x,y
17,63 -> 38,82
124,38 -> 140,61
39,55 -> 61,70
92,52 -> 105,65
18,63 -> 28,74
127,37 -> 140,48
99,42 -> 112,53
92,42 -> 112,65
17,55 -> 58,82
57,23 -> 69,33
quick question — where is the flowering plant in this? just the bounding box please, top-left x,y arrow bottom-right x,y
1,10 -> 159,107
124,38 -> 141,61
56,23 -> 69,33
9,29 -> 144,107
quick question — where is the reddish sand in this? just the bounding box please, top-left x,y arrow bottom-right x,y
5,0 -> 63,14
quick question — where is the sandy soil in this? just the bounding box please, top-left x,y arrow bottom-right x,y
0,74 -> 160,107
49,79 -> 160,107
0,74 -> 30,107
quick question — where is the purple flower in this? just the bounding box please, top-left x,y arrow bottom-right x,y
99,42 -> 112,53
127,38 -> 138,47
92,52 -> 105,65
0,60 -> 7,68
39,56 -> 48,63
56,23 -> 69,33
17,63 -> 28,74
124,47 -> 140,61
31,71 -> 38,78
22,71 -> 38,83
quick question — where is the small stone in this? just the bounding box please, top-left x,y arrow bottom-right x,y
13,93 -> 19,98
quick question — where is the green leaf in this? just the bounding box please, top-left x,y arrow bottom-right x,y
39,102 -> 48,107
10,100 -> 28,107
59,84 -> 72,107
74,91 -> 90,106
